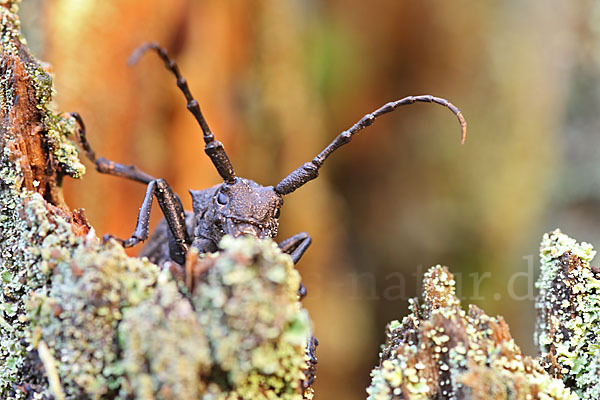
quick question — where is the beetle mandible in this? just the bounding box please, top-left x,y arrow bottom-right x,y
71,42 -> 467,297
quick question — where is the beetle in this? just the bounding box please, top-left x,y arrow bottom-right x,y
71,42 -> 466,391
71,42 -> 466,294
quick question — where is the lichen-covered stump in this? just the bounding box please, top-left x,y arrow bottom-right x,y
0,2 -> 314,399
536,230 -> 600,400
367,265 -> 577,400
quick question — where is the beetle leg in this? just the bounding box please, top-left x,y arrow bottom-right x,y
104,178 -> 191,264
278,232 -> 312,264
303,335 -> 319,389
297,283 -> 307,300
278,232 -> 312,299
70,112 -> 156,184
278,235 -> 319,384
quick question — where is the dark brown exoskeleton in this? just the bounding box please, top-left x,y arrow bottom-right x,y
71,42 -> 467,390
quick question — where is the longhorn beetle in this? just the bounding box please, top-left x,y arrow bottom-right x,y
71,42 -> 467,296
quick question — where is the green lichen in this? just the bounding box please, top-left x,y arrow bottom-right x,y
536,229 -> 600,400
2,183 -> 313,400
0,184 -> 79,399
0,6 -> 88,395
117,236 -> 313,400
1,161 -> 161,399
190,236 -> 313,400
26,235 -> 312,399
1,174 -> 312,400
30,65 -> 86,179
0,5 -> 25,114
28,240 -> 161,398
44,112 -> 86,179
118,275 -> 212,399
28,66 -> 86,180
367,265 -> 577,400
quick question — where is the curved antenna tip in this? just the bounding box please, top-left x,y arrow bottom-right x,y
457,111 -> 467,144
127,42 -> 159,66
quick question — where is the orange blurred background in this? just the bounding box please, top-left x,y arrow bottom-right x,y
19,0 -> 600,398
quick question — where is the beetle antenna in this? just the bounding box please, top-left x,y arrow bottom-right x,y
275,95 -> 467,195
129,42 -> 236,183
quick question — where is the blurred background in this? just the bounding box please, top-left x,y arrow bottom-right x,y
18,0 -> 600,398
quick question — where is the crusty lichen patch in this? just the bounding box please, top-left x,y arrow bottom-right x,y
0,176 -> 96,398
106,236 -> 313,400
190,236 -> 313,400
367,265 -> 577,400
118,275 -> 212,399
0,162 -> 161,399
2,180 -> 314,400
536,229 -> 600,400
25,234 -> 312,400
0,3 -> 91,396
27,240 -> 161,399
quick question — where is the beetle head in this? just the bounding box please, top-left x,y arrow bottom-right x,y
196,178 -> 283,246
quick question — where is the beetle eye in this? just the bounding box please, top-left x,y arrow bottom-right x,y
274,208 -> 281,219
217,192 -> 229,205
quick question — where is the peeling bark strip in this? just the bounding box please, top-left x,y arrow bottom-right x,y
0,2 -> 313,399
